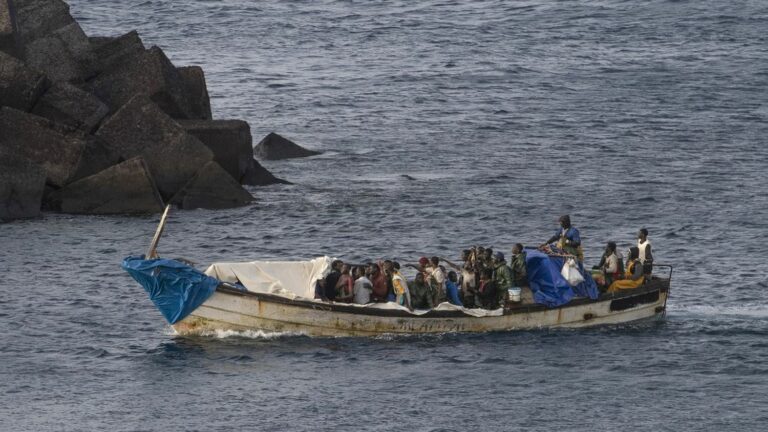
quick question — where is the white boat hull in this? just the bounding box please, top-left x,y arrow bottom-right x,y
173,282 -> 669,337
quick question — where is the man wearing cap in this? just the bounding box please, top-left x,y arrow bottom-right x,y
491,251 -> 512,307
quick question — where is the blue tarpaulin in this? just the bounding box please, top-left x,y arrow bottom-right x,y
122,256 -> 220,324
523,249 -> 599,307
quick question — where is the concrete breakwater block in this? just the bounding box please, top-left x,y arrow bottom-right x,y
96,95 -> 213,200
0,50 -> 47,111
88,46 -> 195,119
242,158 -> 291,186
14,0 -> 95,82
0,151 -> 46,221
170,161 -> 254,210
31,81 -> 109,132
88,30 -> 144,75
0,106 -> 87,187
177,66 -> 211,120
55,156 -> 164,215
179,119 -> 290,186
254,132 -> 321,160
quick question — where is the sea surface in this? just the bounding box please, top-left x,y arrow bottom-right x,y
2,0 -> 768,430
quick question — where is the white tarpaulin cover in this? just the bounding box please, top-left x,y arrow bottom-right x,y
204,257 -> 502,317
205,256 -> 332,299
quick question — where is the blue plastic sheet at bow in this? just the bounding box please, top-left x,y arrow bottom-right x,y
522,249 -> 576,307
122,256 -> 220,324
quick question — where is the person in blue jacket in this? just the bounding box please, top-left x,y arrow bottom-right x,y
445,271 -> 464,307
543,215 -> 584,261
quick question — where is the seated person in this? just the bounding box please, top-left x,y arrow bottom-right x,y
607,247 -> 644,292
353,266 -> 373,304
598,242 -> 623,289
409,272 -> 434,310
335,264 -> 354,303
473,268 -> 499,310
321,260 -> 343,301
445,271 -> 464,307
368,262 -> 389,303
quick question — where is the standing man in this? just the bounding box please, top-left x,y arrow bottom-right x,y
637,228 -> 653,276
543,215 -> 583,262
491,252 -> 512,307
509,243 -> 528,288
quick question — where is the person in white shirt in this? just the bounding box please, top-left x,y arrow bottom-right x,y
637,228 -> 653,275
352,266 -> 373,304
427,256 -> 447,305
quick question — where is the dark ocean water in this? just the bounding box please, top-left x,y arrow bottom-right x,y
2,0 -> 768,430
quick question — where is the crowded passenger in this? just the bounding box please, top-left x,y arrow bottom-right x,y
353,266 -> 373,305
391,263 -> 412,309
335,263 -> 354,303
543,214 -> 583,261
607,246 -> 644,292
319,259 -> 343,301
409,272 -> 434,310
426,256 -> 447,306
473,268 -> 499,310
491,252 -> 512,305
509,243 -> 528,287
594,241 -> 623,289
637,228 -> 653,275
368,262 -> 389,303
445,271 -> 464,307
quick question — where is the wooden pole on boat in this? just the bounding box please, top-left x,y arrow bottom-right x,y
146,204 -> 171,259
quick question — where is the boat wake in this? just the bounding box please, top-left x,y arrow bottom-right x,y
668,303 -> 768,318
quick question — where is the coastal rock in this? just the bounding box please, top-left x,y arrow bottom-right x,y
12,0 -> 72,44
69,134 -> 121,182
0,106 -> 86,187
87,46 -> 193,118
14,1 -> 95,82
95,95 -> 213,199
0,50 -> 47,111
0,152 -> 45,221
31,81 -> 109,132
254,132 -> 321,160
242,159 -> 291,186
170,161 -> 254,210
1,0 -> 20,57
89,30 -> 144,74
56,156 -> 164,215
177,66 -> 211,120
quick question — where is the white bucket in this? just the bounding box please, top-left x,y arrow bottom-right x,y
508,287 -> 522,302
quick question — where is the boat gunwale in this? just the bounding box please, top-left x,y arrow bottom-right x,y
214,277 -> 670,319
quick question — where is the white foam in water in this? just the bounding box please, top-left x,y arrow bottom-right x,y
668,303 -> 768,318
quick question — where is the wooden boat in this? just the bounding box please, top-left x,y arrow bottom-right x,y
172,279 -> 671,337
126,206 -> 672,337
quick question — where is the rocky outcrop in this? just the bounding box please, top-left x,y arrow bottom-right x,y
1,0 -> 292,221
254,132 -> 321,160
170,161 -> 254,210
96,95 -> 213,199
0,151 -> 45,220
0,50 -> 46,110
178,119 -> 288,185
31,81 -> 108,132
54,156 -> 164,214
